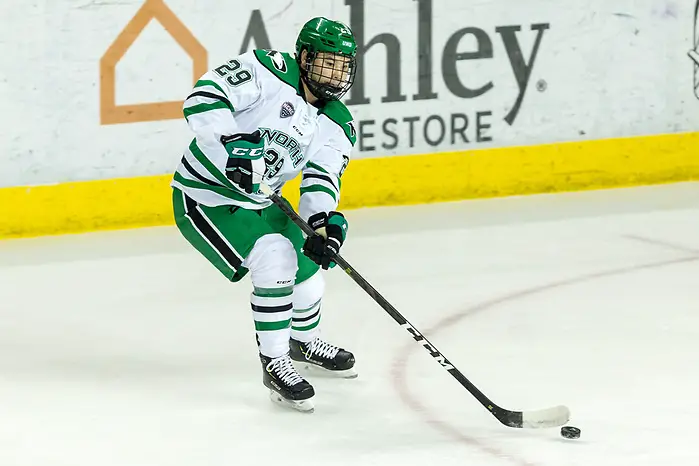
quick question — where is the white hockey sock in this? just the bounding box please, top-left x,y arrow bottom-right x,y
252,286 -> 293,358
292,270 -> 324,343
243,234 -> 298,358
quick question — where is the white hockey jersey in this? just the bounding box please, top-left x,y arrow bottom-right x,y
170,49 -> 356,221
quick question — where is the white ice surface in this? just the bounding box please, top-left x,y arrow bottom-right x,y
1,182 -> 698,466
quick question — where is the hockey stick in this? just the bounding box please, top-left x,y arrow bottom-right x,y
260,185 -> 570,429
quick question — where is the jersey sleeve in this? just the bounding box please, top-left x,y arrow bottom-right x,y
182,53 -> 262,146
298,129 -> 352,222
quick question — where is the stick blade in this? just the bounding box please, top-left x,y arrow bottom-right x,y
521,405 -> 571,428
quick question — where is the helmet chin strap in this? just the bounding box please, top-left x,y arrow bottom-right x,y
299,73 -> 325,103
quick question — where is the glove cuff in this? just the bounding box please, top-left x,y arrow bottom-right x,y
325,224 -> 345,245
327,211 -> 348,242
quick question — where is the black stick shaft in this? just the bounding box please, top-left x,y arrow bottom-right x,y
267,191 -> 522,427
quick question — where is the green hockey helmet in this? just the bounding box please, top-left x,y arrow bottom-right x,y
295,17 -> 357,101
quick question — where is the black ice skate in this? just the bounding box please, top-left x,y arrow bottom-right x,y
289,337 -> 357,378
260,353 -> 315,413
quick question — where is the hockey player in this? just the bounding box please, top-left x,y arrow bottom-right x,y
170,17 -> 359,412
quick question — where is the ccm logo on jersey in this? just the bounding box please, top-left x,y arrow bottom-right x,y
229,147 -> 264,157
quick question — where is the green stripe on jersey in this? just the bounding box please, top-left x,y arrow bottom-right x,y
305,161 -> 341,188
300,184 -> 337,201
194,79 -> 228,97
184,101 -> 232,120
173,172 -> 263,205
187,139 -> 236,190
306,161 -> 329,174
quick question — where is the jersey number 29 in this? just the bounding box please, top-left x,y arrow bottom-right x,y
214,60 -> 252,87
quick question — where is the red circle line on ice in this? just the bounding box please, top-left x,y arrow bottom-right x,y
392,234 -> 699,466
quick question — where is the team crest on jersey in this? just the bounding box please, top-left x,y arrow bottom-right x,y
267,50 -> 288,73
280,102 -> 295,118
346,121 -> 357,138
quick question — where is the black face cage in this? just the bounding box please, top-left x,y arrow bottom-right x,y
300,50 -> 357,101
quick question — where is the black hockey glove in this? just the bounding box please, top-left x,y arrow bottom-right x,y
220,130 -> 265,194
303,211 -> 348,270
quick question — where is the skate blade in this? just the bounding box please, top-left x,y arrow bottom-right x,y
269,391 -> 315,413
296,362 -> 358,379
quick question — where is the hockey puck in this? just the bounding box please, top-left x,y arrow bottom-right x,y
560,426 -> 581,439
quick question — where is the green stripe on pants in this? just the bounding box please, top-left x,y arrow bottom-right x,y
172,187 -> 238,280
171,187 -> 320,284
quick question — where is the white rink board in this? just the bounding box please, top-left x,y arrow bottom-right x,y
1,0 -> 698,187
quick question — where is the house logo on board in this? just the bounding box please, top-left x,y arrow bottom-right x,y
100,0 -> 207,124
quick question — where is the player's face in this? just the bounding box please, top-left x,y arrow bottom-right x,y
308,52 -> 352,90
